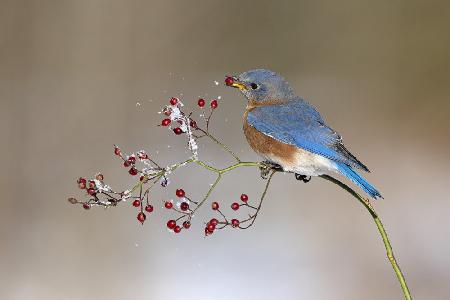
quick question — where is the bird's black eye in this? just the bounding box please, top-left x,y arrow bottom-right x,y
250,83 -> 258,90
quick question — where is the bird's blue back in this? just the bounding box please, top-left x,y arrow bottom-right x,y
247,97 -> 369,171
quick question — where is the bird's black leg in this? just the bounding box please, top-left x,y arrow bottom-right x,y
260,161 -> 282,179
295,173 -> 311,183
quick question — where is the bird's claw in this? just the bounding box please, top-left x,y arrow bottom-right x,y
259,161 -> 282,179
295,173 -> 311,183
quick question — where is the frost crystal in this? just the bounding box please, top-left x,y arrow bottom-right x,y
163,99 -> 199,160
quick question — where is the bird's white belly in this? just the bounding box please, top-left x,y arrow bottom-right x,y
263,148 -> 338,176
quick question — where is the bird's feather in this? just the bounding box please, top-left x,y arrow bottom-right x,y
246,98 -> 369,171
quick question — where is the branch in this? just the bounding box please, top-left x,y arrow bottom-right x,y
68,95 -> 411,299
319,175 -> 412,300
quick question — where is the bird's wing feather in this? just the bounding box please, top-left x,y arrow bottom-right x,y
247,98 -> 369,171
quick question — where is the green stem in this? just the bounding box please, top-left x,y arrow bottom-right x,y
320,175 -> 412,300
192,174 -> 222,214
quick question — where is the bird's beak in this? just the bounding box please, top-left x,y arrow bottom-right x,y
225,76 -> 247,90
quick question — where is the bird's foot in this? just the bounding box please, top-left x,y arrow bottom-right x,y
259,161 -> 282,179
295,173 -> 311,183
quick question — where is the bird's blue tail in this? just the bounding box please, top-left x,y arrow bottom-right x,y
336,163 -> 382,199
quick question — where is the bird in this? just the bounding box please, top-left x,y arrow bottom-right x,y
225,69 -> 382,199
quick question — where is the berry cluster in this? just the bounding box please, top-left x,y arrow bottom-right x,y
204,193 -> 261,235
160,96 -> 219,140
163,188 -> 198,234
69,86 -> 272,235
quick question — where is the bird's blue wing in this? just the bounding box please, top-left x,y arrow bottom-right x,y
247,98 -> 369,171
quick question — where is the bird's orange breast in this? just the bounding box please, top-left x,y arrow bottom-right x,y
243,108 -> 298,165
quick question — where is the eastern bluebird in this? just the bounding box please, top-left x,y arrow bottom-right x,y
226,69 -> 382,199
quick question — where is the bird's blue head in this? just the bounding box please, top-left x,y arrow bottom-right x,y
225,69 -> 294,105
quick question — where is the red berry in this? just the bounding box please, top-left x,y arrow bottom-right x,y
128,156 -> 136,163
132,199 -> 141,207
205,226 -> 214,235
198,98 -> 205,107
207,223 -> 215,232
175,188 -> 185,198
161,118 -> 171,126
87,188 -> 96,195
129,167 -> 138,176
138,151 -> 148,160
231,202 -> 240,210
95,173 -> 104,181
145,205 -> 154,213
164,201 -> 173,209
209,218 -> 219,226
225,76 -> 234,86
240,194 -> 248,202
167,219 -> 176,229
189,119 -> 197,128
231,219 -> 239,227
211,202 -> 219,210
83,203 -> 91,210
173,225 -> 182,233
183,221 -> 191,229
210,99 -> 218,109
170,97 -> 178,105
123,160 -> 131,167
180,202 -> 189,211
89,180 -> 96,188
137,212 -> 146,224
77,177 -> 86,189
164,107 -> 172,116
173,127 -> 183,135
114,147 -> 121,156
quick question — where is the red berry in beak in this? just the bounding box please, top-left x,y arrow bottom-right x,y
225,76 -> 234,86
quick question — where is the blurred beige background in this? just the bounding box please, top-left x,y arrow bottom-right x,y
1,0 -> 450,299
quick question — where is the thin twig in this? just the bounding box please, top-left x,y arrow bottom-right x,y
319,174 -> 412,300
239,170 -> 276,229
